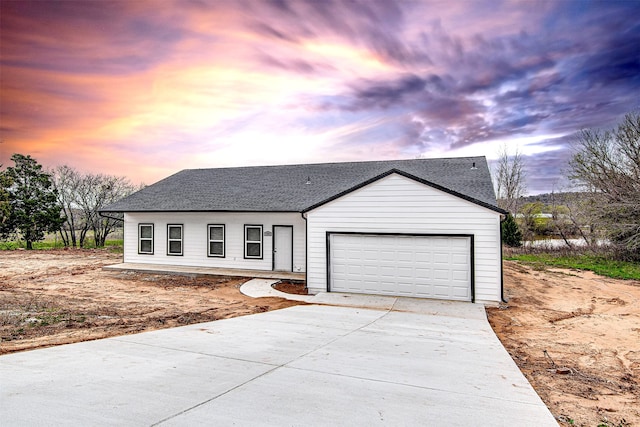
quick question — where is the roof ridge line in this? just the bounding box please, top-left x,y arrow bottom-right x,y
181,156 -> 488,172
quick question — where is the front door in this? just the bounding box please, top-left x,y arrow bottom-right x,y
273,226 -> 293,271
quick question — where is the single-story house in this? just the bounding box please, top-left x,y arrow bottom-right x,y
101,156 -> 507,304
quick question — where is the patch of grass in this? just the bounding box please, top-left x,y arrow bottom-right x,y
0,238 -> 67,250
505,253 -> 640,280
104,239 -> 123,247
104,239 -> 124,253
0,241 -> 20,250
0,239 -> 66,250
0,238 -> 123,251
32,240 -> 66,250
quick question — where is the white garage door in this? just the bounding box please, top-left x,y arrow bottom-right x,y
329,234 -> 471,301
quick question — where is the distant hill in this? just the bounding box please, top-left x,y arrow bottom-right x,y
496,192 -> 591,213
517,192 -> 587,205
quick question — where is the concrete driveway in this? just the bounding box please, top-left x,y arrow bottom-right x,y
0,300 -> 556,426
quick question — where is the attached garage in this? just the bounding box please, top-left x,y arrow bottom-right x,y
305,169 -> 506,304
328,233 -> 472,301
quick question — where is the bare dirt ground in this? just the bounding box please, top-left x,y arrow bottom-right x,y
487,261 -> 640,427
0,249 -> 303,354
273,280 -> 308,295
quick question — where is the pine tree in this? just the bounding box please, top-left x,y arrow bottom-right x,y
501,213 -> 522,247
2,154 -> 65,249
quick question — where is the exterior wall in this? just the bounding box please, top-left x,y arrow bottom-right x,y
305,174 -> 503,303
123,212 -> 306,272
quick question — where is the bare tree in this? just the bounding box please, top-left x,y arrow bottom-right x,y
569,111 -> 640,254
494,144 -> 527,214
76,174 -> 138,247
562,192 -> 601,246
519,201 -> 543,245
547,190 -> 574,248
52,166 -> 139,248
51,166 -> 90,247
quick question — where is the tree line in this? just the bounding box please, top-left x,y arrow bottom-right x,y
0,154 -> 139,249
497,111 -> 640,260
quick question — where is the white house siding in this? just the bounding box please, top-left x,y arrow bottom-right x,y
305,173 -> 503,303
123,212 -> 306,273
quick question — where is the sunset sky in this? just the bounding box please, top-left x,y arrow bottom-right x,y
1,0 -> 639,194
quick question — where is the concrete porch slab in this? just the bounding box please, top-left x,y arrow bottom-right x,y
103,262 -> 306,281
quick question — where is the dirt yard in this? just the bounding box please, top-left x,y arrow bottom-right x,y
1,250 -> 639,425
0,249 -> 303,354
487,261 -> 640,427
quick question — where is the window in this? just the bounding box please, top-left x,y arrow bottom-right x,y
208,224 -> 225,257
244,225 -> 263,259
167,224 -> 183,256
138,224 -> 154,254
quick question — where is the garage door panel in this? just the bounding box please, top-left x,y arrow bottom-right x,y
414,252 -> 432,263
333,267 -> 347,276
431,238 -> 449,248
347,265 -> 364,275
451,238 -> 468,247
434,252 -> 451,264
452,287 -> 469,297
379,265 -> 395,276
397,282 -> 414,293
362,265 -> 378,275
452,271 -> 469,281
452,253 -> 468,264
397,250 -> 413,259
414,273 -> 433,282
434,268 -> 451,280
379,250 -> 396,259
330,234 -> 471,301
397,267 -> 413,278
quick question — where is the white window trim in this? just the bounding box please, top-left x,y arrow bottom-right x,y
207,224 -> 225,258
244,224 -> 263,259
167,224 -> 183,256
138,223 -> 154,255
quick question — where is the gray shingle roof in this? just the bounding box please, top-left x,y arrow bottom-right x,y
101,156 -> 501,213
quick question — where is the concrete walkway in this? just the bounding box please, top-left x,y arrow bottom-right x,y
240,278 -> 313,302
239,278 -> 485,313
0,302 -> 556,426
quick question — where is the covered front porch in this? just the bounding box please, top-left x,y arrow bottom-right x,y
103,263 -> 306,282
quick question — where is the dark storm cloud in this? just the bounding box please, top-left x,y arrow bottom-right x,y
570,26 -> 640,89
445,32 -> 558,93
325,0 -> 640,155
349,74 -> 427,110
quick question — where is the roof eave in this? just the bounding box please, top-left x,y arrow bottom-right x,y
98,208 -> 304,214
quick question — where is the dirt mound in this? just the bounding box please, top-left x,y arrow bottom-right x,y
487,261 -> 640,426
273,280 -> 308,295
